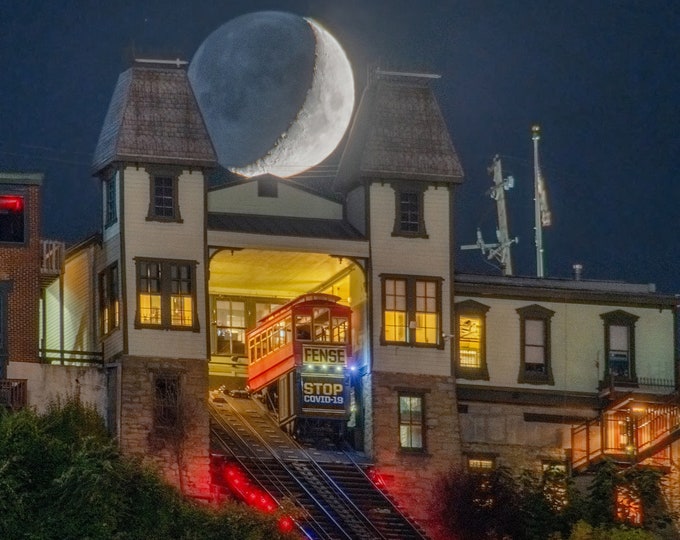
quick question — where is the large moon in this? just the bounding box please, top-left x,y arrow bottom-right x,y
188,12 -> 355,178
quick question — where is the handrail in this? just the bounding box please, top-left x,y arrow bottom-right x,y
572,403 -> 680,471
40,348 -> 103,366
40,240 -> 65,274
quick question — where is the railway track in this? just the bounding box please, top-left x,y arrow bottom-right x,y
210,396 -> 382,539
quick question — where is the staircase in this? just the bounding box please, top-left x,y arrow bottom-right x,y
572,397 -> 680,472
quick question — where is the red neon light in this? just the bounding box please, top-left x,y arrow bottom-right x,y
0,195 -> 24,213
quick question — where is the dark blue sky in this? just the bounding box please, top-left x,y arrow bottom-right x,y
2,1 -> 678,292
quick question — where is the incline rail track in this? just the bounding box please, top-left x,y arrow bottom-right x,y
210,396 -> 386,539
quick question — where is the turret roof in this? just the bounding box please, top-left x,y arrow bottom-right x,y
335,71 -> 464,192
92,63 -> 216,173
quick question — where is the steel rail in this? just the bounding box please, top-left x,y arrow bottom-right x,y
210,401 -> 362,539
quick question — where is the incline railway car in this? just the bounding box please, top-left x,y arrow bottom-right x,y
247,294 -> 352,440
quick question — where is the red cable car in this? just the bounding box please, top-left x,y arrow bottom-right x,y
247,294 -> 352,437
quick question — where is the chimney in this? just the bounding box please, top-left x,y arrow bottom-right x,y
572,264 -> 583,281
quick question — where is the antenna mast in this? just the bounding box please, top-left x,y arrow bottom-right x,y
532,125 -> 551,277
461,155 -> 518,275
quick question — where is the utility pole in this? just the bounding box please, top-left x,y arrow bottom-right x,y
532,125 -> 551,277
461,155 -> 518,275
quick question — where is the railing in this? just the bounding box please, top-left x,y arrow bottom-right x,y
40,349 -> 103,366
0,379 -> 28,410
572,403 -> 680,471
41,240 -> 65,275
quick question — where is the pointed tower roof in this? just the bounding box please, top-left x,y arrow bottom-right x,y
92,62 -> 217,174
335,71 -> 464,193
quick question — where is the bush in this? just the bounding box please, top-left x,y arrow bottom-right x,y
0,397 -> 295,539
432,460 -> 673,540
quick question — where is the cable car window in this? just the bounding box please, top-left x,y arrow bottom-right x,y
295,314 -> 312,340
331,317 -> 348,343
313,308 -> 330,342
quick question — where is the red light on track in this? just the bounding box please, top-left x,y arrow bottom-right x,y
278,515 -> 294,533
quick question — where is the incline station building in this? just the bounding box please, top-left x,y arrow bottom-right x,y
2,58 -> 679,534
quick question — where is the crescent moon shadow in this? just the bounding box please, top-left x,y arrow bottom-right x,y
232,18 -> 355,178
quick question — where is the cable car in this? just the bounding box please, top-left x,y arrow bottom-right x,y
247,293 -> 352,440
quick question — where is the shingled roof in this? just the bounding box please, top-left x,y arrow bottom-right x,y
208,212 -> 365,240
335,71 -> 464,193
92,64 -> 216,174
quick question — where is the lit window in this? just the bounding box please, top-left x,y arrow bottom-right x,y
331,317 -> 348,343
459,316 -> 482,368
382,276 -> 441,347
517,304 -> 555,384
601,310 -> 638,384
615,485 -> 642,525
0,194 -> 25,243
384,278 -> 407,343
455,300 -> 490,379
170,264 -> 193,327
415,280 -> 438,344
154,373 -> 180,430
136,259 -> 198,331
99,263 -> 120,336
214,299 -> 246,355
467,456 -> 495,473
392,186 -> 427,237
139,261 -> 162,325
399,394 -> 424,450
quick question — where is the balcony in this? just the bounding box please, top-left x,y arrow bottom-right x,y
0,379 -> 28,411
40,239 -> 65,285
572,401 -> 680,472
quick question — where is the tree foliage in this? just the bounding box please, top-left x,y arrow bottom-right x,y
0,397 -> 295,539
432,460 -> 673,540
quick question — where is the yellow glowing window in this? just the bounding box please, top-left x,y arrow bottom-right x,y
137,259 -> 196,330
415,280 -> 438,344
171,296 -> 192,326
170,264 -> 192,327
468,458 -> 494,472
459,316 -> 481,368
140,293 -> 161,325
384,278 -> 407,342
331,317 -> 348,343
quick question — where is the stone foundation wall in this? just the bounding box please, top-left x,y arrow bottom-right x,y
458,401 -> 586,472
118,355 -> 210,499
370,371 -> 462,534
7,362 -> 107,414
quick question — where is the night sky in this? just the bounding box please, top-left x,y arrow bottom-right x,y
2,1 -> 678,293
